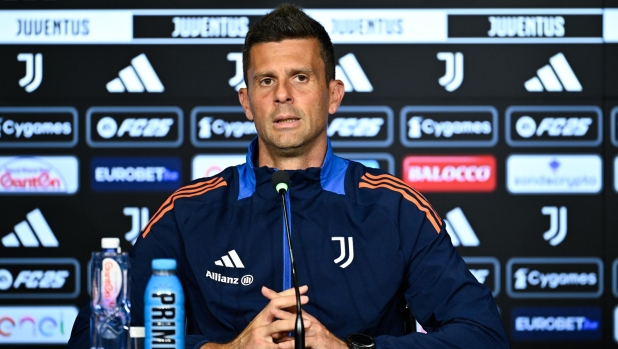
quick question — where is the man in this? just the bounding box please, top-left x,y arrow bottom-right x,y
70,4 -> 509,349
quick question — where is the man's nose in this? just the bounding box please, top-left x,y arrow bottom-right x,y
274,80 -> 293,104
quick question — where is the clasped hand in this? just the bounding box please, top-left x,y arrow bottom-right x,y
203,285 -> 346,349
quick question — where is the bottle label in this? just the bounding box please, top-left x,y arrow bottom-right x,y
147,292 -> 182,347
101,257 -> 122,310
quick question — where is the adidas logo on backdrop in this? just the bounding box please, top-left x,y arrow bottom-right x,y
335,53 -> 373,92
106,54 -> 164,93
524,53 -> 582,92
444,207 -> 480,247
2,208 -> 58,247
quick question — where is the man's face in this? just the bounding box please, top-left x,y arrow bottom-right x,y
239,38 -> 343,157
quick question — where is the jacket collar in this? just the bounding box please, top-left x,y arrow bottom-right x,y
237,137 -> 348,200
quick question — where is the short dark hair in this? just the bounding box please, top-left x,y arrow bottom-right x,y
242,3 -> 335,87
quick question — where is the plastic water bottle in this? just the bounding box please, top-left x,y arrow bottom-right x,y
145,258 -> 184,349
91,237 -> 131,349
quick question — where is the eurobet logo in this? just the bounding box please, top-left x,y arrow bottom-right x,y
507,154 -> 602,194
86,106 -> 183,148
327,106 -> 393,148
506,257 -> 603,299
0,156 -> 78,195
192,154 -> 245,180
0,258 -> 79,299
400,106 -> 498,148
0,107 -> 77,148
0,306 -> 78,344
402,155 -> 496,192
512,307 -> 601,341
191,106 -> 256,148
506,106 -> 602,147
91,157 -> 181,192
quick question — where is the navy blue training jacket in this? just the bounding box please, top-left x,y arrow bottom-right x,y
69,138 -> 508,349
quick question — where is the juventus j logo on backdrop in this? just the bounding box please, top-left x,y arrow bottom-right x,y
437,52 -> 463,92
17,53 -> 43,93
106,54 -> 164,93
227,52 -> 246,91
444,207 -> 480,247
524,53 -> 582,92
1,208 -> 58,248
542,206 -> 567,246
123,207 -> 149,245
332,237 -> 354,268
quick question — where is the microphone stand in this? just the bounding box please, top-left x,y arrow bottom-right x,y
275,171 -> 305,349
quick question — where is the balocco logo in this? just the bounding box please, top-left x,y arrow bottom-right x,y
402,155 -> 496,192
507,257 -> 603,299
86,107 -> 183,148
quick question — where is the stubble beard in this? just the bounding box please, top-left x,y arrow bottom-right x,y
262,106 -> 323,158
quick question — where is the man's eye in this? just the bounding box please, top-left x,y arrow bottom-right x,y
261,78 -> 273,85
295,75 -> 308,82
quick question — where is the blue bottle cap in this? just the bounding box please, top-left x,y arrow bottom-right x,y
152,258 -> 177,271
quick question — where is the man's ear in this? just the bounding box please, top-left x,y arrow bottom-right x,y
327,79 -> 345,115
238,87 -> 254,121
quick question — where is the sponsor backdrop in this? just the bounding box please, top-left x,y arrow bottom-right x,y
0,0 -> 617,347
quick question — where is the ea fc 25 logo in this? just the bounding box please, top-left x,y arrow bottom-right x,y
506,257 -> 603,299
0,156 -> 78,195
0,107 -> 77,148
86,106 -> 183,148
506,106 -> 602,147
0,306 -> 78,344
402,155 -> 496,192
191,106 -> 256,148
512,307 -> 601,341
400,106 -> 498,148
327,106 -> 393,148
91,157 -> 181,192
0,258 -> 80,299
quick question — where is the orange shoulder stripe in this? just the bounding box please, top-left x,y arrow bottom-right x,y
141,178 -> 227,238
359,181 -> 441,233
146,177 -> 224,226
365,173 -> 431,203
361,173 -> 441,224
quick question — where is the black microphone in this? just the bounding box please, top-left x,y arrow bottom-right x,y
271,170 -> 304,349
